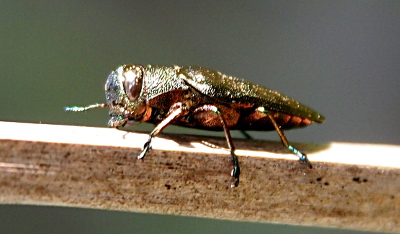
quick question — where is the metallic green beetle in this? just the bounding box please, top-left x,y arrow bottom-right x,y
66,64 -> 325,187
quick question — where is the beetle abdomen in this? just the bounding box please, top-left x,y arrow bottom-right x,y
174,105 -> 314,131
234,109 -> 312,131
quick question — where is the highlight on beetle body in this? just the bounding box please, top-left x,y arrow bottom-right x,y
65,64 -> 325,187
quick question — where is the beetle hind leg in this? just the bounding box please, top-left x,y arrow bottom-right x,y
258,107 -> 313,169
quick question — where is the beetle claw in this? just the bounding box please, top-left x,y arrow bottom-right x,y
294,148 -> 313,169
303,156 -> 313,169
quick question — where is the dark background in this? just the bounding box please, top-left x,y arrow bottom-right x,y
1,1 -> 399,233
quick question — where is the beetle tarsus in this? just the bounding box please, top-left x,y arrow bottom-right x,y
288,145 -> 313,169
138,139 -> 152,159
230,149 -> 240,187
231,163 -> 240,188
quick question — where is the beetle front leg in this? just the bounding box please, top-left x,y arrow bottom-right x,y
138,102 -> 188,159
258,107 -> 313,169
193,105 -> 240,188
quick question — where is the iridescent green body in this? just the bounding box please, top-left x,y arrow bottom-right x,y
66,64 -> 325,187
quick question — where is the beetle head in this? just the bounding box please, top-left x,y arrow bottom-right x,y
105,65 -> 149,127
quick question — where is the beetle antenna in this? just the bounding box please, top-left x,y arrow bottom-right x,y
64,103 -> 108,112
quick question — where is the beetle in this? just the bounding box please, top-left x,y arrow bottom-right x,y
65,64 -> 325,187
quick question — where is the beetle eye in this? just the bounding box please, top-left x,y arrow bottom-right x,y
123,65 -> 143,101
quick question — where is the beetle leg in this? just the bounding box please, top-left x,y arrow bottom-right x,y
138,102 -> 188,159
239,130 -> 253,140
260,108 -> 313,169
194,105 -> 240,188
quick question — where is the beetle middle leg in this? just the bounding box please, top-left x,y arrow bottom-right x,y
138,102 -> 188,159
257,107 -> 313,169
193,105 -> 240,188
239,130 -> 253,140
